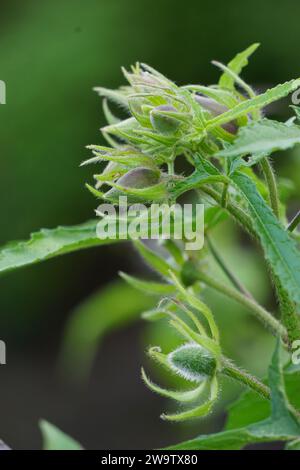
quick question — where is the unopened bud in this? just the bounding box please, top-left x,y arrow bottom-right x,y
168,343 -> 217,382
117,167 -> 159,188
150,105 -> 182,135
105,167 -> 160,202
195,95 -> 237,134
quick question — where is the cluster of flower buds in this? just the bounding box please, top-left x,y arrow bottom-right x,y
83,60 -> 250,204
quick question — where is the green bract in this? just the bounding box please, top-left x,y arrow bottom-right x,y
105,167 -> 162,203
150,105 -> 183,135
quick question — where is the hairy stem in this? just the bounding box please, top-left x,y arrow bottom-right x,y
190,268 -> 287,341
206,236 -> 254,299
288,210 -> 300,233
260,158 -> 280,219
200,185 -> 256,238
221,356 -> 271,400
221,182 -> 229,208
277,288 -> 300,346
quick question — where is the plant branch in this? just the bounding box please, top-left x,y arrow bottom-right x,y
188,268 -> 287,341
206,236 -> 254,299
200,185 -> 256,238
221,356 -> 271,400
260,158 -> 280,219
221,182 -> 229,208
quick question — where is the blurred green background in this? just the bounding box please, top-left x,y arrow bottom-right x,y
0,0 -> 299,449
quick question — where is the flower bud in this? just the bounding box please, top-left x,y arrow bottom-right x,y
168,343 -> 217,382
117,167 -> 159,187
105,167 -> 160,202
181,260 -> 200,287
150,105 -> 182,135
195,95 -> 237,134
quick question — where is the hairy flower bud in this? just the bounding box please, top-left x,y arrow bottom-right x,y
195,95 -> 237,134
168,343 -> 217,382
150,105 -> 182,135
105,167 -> 161,202
116,167 -> 160,187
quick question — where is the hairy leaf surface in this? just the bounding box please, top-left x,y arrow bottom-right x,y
0,221 -> 114,275
206,79 -> 300,130
232,173 -> 300,310
218,119 -> 300,158
219,43 -> 260,90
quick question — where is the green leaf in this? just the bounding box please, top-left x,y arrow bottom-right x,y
84,146 -> 155,169
171,155 -> 225,198
61,279 -> 154,378
0,220 -> 119,276
119,272 -> 176,295
161,239 -> 185,266
218,119 -> 300,158
204,206 -> 228,231
255,341 -> 300,438
165,428 -> 272,450
106,179 -> 167,202
219,43 -> 260,90
102,99 -> 120,125
232,173 -> 300,310
0,440 -> 10,450
290,105 -> 300,122
184,85 -> 239,109
102,117 -> 140,140
93,86 -> 130,110
141,307 -> 169,321
39,420 -> 83,450
206,79 -> 300,130
226,389 -> 270,430
133,239 -> 175,278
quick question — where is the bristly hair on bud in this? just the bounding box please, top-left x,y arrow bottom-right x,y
168,343 -> 217,383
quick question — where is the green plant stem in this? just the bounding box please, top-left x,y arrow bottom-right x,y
206,236 -> 254,299
277,288 -> 300,346
200,185 -> 256,238
191,269 -> 287,341
287,210 -> 300,233
221,357 -> 271,400
168,160 -> 174,175
211,60 -> 257,102
260,158 -> 280,219
221,182 -> 229,208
